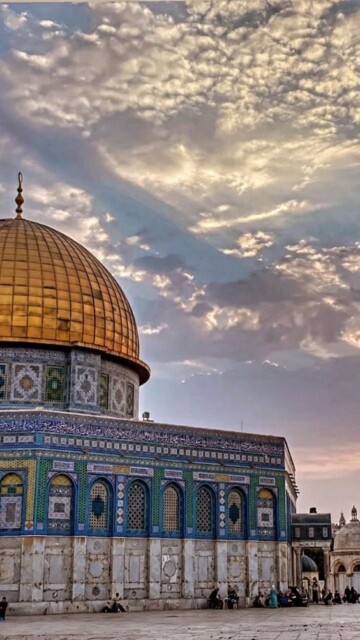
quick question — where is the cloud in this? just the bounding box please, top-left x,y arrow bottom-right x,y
139,322 -> 168,335
221,231 -> 274,258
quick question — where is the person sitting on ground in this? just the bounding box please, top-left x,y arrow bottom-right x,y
227,585 -> 239,610
333,590 -> 342,605
111,592 -> 126,613
253,594 -> 265,608
208,587 -> 224,609
324,591 -> 333,605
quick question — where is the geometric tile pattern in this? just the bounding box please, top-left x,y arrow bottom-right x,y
74,366 -> 97,405
117,480 -> 124,526
127,481 -> 146,531
196,486 -> 213,533
11,363 -> 42,402
110,377 -> 126,415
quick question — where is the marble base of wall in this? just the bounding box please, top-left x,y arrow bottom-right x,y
0,536 -> 290,615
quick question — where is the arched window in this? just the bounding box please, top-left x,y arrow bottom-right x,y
0,473 -> 23,530
48,474 -> 74,534
337,564 -> 346,573
353,564 -> 360,572
89,480 -> 112,533
196,486 -> 214,536
127,481 -> 147,534
227,489 -> 243,536
162,484 -> 182,535
257,488 -> 276,539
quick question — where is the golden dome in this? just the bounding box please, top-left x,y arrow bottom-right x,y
0,217 -> 150,383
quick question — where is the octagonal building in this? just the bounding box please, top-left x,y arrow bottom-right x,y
0,178 -> 297,614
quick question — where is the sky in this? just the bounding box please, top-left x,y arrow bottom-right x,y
0,0 -> 360,520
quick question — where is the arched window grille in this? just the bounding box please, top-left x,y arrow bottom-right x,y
48,474 -> 74,533
127,481 -> 147,533
227,489 -> 243,535
196,486 -> 214,535
162,484 -> 182,534
257,488 -> 276,539
353,564 -> 360,572
89,480 -> 112,532
0,473 -> 23,530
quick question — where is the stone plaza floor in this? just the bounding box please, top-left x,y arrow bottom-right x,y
2,605 -> 360,640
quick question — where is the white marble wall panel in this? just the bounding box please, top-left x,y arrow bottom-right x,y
161,540 -> 182,598
124,539 -> 148,599
85,538 -> 111,601
194,540 -> 215,598
257,543 -> 277,591
43,538 -> 73,602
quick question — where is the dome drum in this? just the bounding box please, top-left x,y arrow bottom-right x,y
0,345 -> 139,420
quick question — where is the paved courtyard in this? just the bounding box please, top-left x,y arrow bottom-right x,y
2,606 -> 360,640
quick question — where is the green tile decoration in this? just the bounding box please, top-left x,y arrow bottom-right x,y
276,476 -> 286,532
45,365 -> 65,403
36,459 -> 52,522
183,470 -> 193,528
153,468 -> 164,526
76,460 -> 88,524
249,475 -> 258,531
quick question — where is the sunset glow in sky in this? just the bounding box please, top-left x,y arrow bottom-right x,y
0,0 -> 360,520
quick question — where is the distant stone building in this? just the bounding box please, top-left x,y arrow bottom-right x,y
291,509 -> 332,588
330,507 -> 360,594
0,177 -> 298,614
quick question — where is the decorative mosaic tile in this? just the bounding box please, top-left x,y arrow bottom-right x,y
0,412 -> 284,459
74,366 -> 97,405
0,495 -> 22,529
11,364 -> 42,402
110,377 -> 126,415
257,507 -> 274,528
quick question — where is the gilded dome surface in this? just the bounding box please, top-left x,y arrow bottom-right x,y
0,217 -> 149,383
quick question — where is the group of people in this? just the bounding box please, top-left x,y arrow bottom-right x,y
208,586 -> 239,610
310,578 -> 360,605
